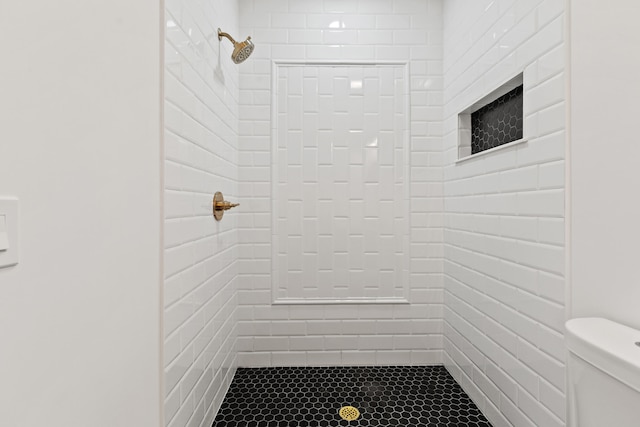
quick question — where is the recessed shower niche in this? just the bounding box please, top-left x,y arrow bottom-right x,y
271,61 -> 410,304
457,74 -> 525,160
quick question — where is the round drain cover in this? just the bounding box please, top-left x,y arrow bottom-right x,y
339,406 -> 360,421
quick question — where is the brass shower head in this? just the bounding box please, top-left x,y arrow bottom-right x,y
217,28 -> 254,64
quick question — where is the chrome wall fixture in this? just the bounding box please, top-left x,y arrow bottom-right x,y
217,28 -> 254,64
212,191 -> 239,221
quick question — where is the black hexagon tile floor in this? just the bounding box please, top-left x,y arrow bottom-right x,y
212,366 -> 493,427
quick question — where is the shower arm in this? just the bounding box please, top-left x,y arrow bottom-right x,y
217,29 -> 237,44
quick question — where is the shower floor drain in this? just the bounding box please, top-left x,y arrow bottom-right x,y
339,406 -> 360,421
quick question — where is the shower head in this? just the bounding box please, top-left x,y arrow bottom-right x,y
217,28 -> 254,64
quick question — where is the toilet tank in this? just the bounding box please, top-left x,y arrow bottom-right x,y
566,318 -> 640,427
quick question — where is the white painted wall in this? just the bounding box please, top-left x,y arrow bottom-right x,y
0,1 -> 162,426
237,0 -> 444,367
442,1 -> 566,426
569,1 -> 640,330
163,1 -> 241,426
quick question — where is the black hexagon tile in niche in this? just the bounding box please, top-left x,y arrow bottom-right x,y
471,85 -> 523,155
211,366 -> 493,426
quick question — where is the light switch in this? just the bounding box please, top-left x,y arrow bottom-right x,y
0,215 -> 9,251
0,197 -> 19,268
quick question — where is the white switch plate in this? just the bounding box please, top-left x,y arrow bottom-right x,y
0,197 -> 19,268
0,215 -> 9,250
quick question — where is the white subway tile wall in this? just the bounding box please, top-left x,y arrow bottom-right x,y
237,0 -> 444,366
272,62 -> 409,303
164,1 -> 241,426
442,1 -> 565,427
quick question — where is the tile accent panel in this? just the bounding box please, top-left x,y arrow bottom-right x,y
471,85 -> 524,154
272,62 -> 410,304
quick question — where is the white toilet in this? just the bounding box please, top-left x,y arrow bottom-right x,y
566,317 -> 640,427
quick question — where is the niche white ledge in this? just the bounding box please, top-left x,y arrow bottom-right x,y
456,138 -> 528,164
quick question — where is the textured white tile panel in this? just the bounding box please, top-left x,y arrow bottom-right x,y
271,62 -> 411,304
